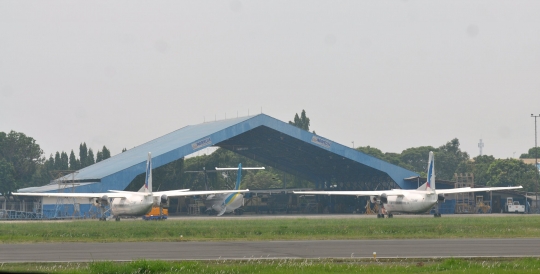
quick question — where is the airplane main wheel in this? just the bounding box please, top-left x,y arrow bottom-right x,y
434,213 -> 441,218
388,213 -> 393,218
115,217 -> 120,221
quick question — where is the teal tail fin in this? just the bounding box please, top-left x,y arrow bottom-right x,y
235,163 -> 242,190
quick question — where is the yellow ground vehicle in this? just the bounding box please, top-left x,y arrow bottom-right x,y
142,206 -> 168,220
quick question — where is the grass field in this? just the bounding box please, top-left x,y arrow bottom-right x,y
1,215 -> 539,243
2,258 -> 540,273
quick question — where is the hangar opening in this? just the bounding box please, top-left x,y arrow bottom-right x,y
217,125 -> 402,191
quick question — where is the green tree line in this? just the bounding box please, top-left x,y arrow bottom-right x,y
0,131 -> 112,196
356,139 -> 537,192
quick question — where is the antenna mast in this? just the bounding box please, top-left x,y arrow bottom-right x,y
478,139 -> 484,156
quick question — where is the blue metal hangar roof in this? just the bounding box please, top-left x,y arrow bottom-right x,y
20,114 -> 419,193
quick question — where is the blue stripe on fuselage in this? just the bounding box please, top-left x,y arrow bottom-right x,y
224,192 -> 240,206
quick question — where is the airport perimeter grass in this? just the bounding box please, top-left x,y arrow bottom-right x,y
2,258 -> 540,273
1,216 -> 540,243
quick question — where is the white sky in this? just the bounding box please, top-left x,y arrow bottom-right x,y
1,1 -> 540,160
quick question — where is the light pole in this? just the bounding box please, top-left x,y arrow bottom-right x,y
532,114 -> 540,213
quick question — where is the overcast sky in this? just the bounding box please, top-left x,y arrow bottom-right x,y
1,1 -> 540,160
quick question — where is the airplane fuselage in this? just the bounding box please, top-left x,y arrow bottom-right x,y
110,194 -> 154,217
205,193 -> 244,214
382,191 -> 438,214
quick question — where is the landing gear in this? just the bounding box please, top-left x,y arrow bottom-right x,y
98,205 -> 110,221
377,204 -> 387,218
115,216 -> 121,221
388,213 -> 393,218
434,201 -> 441,217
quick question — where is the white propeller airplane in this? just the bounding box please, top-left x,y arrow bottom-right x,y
294,151 -> 522,218
204,163 -> 264,216
13,152 -> 249,221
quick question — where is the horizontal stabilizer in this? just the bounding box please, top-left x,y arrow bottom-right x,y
155,189 -> 249,197
217,206 -> 227,216
215,167 -> 265,170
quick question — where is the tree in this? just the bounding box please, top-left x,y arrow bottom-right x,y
435,138 -> 469,180
400,146 -> 437,174
122,148 -> 127,153
60,151 -> 69,170
355,146 -> 413,171
87,148 -> 95,166
79,143 -> 88,168
102,146 -> 111,159
356,146 -> 386,159
243,170 -> 282,189
520,147 -> 540,159
455,155 -> 495,185
96,146 -> 111,163
289,110 -> 311,132
0,158 -> 16,196
54,152 -> 61,170
69,150 -> 80,170
46,154 -> 55,171
0,131 -> 43,186
30,164 -> 52,188
486,159 -> 536,192
96,150 -> 103,163
383,152 -> 409,168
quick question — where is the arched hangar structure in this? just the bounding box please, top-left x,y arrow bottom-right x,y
18,114 -> 419,217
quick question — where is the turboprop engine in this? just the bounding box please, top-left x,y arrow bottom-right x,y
370,193 -> 388,204
96,195 -> 109,207
438,194 -> 445,203
160,194 -> 169,208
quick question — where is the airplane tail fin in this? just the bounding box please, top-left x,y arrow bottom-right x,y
235,163 -> 242,190
426,151 -> 435,191
214,164 -> 264,190
145,152 -> 153,193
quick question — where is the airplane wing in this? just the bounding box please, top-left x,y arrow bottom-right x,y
12,192 -> 130,198
436,186 -> 522,195
108,189 -> 190,194
293,190 -> 404,197
153,189 -> 250,197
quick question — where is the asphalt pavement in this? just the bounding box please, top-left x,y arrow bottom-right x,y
1,238 -> 539,262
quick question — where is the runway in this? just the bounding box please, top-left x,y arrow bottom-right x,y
2,238 -> 539,262
1,213 -> 533,223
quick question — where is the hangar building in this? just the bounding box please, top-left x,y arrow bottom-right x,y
15,113 -> 420,218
